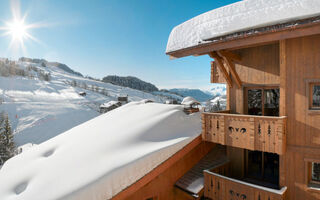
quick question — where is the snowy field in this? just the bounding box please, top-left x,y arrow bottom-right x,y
0,60 -> 166,153
0,101 -> 201,200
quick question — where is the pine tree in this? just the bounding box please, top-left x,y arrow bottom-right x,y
0,113 -> 15,165
0,112 -> 6,165
217,100 -> 221,111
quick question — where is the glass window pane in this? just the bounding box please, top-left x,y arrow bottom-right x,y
263,152 -> 279,185
248,89 -> 262,115
312,162 -> 320,182
264,89 -> 279,116
313,85 -> 320,107
247,151 -> 263,179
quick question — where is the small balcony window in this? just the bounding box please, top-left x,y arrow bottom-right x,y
310,83 -> 320,109
312,162 -> 320,183
306,160 -> 320,188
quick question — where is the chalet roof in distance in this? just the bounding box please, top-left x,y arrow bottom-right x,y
166,0 -> 320,56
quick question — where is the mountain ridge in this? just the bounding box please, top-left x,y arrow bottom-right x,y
102,75 -> 159,92
19,57 -> 83,77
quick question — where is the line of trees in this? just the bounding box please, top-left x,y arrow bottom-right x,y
67,80 -> 109,96
0,112 -> 15,165
205,99 -> 222,112
0,60 -> 51,81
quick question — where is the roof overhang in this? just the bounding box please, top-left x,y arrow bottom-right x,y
167,16 -> 320,59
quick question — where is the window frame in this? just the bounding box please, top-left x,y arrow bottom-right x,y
244,86 -> 280,116
305,158 -> 320,189
306,79 -> 320,114
309,82 -> 320,110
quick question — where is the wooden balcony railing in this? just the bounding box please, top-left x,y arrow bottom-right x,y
202,112 -> 287,155
204,170 -> 287,200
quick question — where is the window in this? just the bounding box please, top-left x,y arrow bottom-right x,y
306,160 -> 320,188
245,150 -> 279,189
312,162 -> 320,183
307,80 -> 320,111
310,83 -> 320,109
246,87 -> 279,116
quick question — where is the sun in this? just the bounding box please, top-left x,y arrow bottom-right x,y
7,19 -> 28,42
0,0 -> 45,53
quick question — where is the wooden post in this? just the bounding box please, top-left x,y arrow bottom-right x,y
279,39 -> 287,188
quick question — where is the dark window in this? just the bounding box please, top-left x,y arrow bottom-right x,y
312,162 -> 320,182
247,87 -> 279,116
264,89 -> 279,116
245,150 -> 279,188
312,84 -> 320,108
248,89 -> 262,115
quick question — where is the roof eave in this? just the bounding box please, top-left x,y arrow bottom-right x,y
166,16 -> 320,59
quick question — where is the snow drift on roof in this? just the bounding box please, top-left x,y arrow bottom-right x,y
0,102 -> 201,200
181,96 -> 200,106
166,0 -> 320,53
100,100 -> 120,108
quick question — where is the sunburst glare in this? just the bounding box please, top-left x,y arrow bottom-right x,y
8,19 -> 27,40
0,0 -> 45,54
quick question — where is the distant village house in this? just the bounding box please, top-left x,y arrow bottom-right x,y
99,101 -> 121,113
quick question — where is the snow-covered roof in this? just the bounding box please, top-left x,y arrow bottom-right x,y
0,102 -> 201,200
140,99 -> 154,104
166,0 -> 320,53
100,100 -> 120,108
181,96 -> 200,106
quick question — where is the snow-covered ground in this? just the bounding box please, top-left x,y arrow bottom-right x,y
0,101 -> 201,200
0,60 -> 167,153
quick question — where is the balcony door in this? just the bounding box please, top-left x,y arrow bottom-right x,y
245,86 -> 279,116
244,86 -> 280,188
245,150 -> 279,189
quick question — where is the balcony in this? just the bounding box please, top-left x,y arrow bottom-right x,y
202,111 -> 287,155
204,169 -> 287,200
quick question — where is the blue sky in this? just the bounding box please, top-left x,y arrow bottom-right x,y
0,0 -> 239,90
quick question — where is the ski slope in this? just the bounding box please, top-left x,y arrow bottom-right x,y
0,60 -> 166,152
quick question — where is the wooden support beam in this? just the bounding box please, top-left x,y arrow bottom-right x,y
209,52 -> 232,88
210,61 -> 214,83
218,51 -> 242,88
219,50 -> 241,62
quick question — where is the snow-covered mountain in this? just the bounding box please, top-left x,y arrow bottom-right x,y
205,84 -> 226,97
161,85 -> 227,103
0,59 -> 168,153
166,88 -> 213,102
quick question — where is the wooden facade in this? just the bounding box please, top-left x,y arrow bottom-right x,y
197,34 -> 320,199
113,14 -> 320,200
164,18 -> 320,199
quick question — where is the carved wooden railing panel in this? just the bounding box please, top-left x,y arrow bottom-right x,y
204,171 -> 287,200
225,116 -> 255,150
202,112 -> 287,154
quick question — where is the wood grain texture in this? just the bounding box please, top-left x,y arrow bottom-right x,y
202,112 -> 286,155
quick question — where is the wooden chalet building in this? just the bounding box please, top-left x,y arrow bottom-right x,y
113,1 -> 320,200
